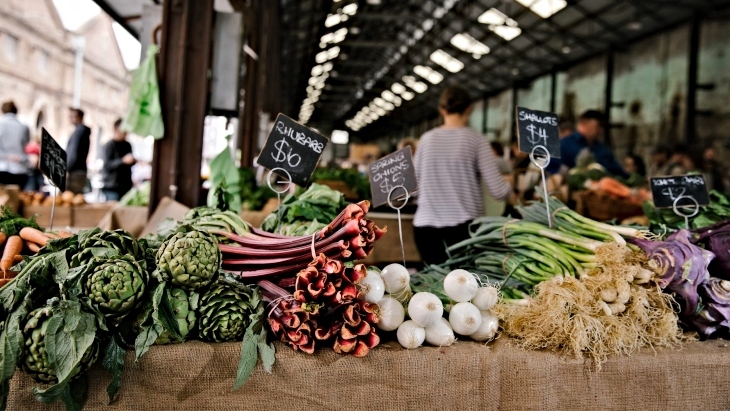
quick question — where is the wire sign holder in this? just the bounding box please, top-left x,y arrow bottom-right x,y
387,185 -> 409,267
515,107 -> 561,228
650,175 -> 709,229
266,168 -> 293,234
39,128 -> 67,231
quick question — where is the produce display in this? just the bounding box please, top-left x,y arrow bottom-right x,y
644,190 -> 730,231
19,190 -> 86,207
118,181 -> 150,206
260,183 -> 345,236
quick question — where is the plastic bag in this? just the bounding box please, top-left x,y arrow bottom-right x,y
122,45 -> 164,139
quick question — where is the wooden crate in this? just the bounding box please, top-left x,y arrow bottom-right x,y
582,190 -> 643,222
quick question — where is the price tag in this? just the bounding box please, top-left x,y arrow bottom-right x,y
650,175 -> 709,209
515,107 -> 561,159
368,147 -> 418,208
40,128 -> 67,191
257,114 -> 329,186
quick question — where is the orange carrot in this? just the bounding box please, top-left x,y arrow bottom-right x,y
598,177 -> 631,198
44,232 -> 60,239
19,227 -> 47,247
56,231 -> 73,239
0,233 -> 6,247
13,255 -> 23,263
26,242 -> 41,254
1,236 -> 22,276
0,278 -> 14,288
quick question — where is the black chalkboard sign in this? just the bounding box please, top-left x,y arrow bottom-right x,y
515,106 -> 561,159
40,128 -> 67,191
650,175 -> 709,208
369,147 -> 418,208
257,114 -> 329,186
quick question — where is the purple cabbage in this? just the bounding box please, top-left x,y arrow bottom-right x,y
690,278 -> 730,338
629,229 -> 712,317
692,220 -> 730,280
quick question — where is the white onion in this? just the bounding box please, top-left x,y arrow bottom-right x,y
407,292 -> 443,327
397,320 -> 425,349
469,311 -> 499,341
425,317 -> 456,347
376,297 -> 405,331
381,263 -> 411,294
359,268 -> 386,303
471,286 -> 499,311
443,269 -> 479,303
449,302 -> 482,335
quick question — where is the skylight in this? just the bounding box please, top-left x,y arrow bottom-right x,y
402,76 -> 428,93
342,3 -> 358,15
514,0 -> 567,18
401,91 -> 415,101
478,8 -> 522,41
429,49 -> 464,73
413,65 -> 444,84
391,83 -> 407,94
450,33 -> 490,58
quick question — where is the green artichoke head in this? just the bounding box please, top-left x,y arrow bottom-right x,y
21,305 -> 99,383
155,286 -> 198,345
80,254 -> 148,327
155,227 -> 221,290
71,228 -> 145,268
196,281 -> 253,342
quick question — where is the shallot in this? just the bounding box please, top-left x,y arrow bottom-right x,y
360,268 -> 386,303
425,317 -> 456,347
381,263 -> 411,294
469,311 -> 499,341
408,292 -> 443,327
443,269 -> 479,302
449,302 -> 482,336
471,286 -> 499,311
397,320 -> 425,349
376,296 -> 405,331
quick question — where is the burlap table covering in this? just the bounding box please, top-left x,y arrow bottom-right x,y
8,338 -> 730,410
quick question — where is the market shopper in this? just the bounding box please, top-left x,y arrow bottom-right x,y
66,108 -> 91,194
413,87 -> 511,265
101,119 -> 136,201
0,101 -> 30,187
560,110 -> 627,178
623,154 -> 646,177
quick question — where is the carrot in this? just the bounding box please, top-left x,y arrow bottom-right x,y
0,278 -> 14,288
13,255 -> 23,263
0,233 -> 6,247
19,227 -> 47,247
597,177 -> 631,199
56,231 -> 73,239
1,236 -> 22,276
27,242 -> 41,254
44,232 -> 60,239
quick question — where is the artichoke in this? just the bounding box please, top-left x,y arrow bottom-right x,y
155,227 -> 221,290
79,255 -> 148,327
156,287 -> 198,344
72,228 -> 145,267
197,280 -> 253,342
20,306 -> 99,383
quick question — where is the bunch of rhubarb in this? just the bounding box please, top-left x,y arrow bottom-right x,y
218,201 -> 386,280
259,254 -> 380,357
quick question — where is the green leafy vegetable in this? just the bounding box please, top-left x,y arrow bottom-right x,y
207,140 -> 242,213
102,339 -> 125,404
261,183 -> 344,234
234,287 -> 273,390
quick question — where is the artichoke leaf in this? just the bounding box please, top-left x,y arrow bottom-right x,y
60,376 -> 87,411
0,294 -> 32,408
102,338 -> 125,404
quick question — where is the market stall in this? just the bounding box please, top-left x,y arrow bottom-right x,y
8,339 -> 730,411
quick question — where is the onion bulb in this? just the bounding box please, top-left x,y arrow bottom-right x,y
448,302 -> 482,335
376,297 -> 405,331
443,269 -> 479,302
471,286 -> 499,311
425,317 -> 456,347
359,268 -> 386,303
407,292 -> 443,327
381,264 -> 411,294
469,311 -> 499,341
397,320 -> 425,349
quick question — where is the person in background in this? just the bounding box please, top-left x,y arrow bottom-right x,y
669,144 -> 695,175
397,137 -> 418,155
101,119 -> 135,201
490,141 -> 512,176
24,135 -> 44,191
66,108 -> 91,194
558,117 -> 574,139
702,145 -> 726,194
560,110 -> 627,178
647,144 -> 672,177
414,86 -> 511,265
623,154 -> 646,177
0,101 -> 30,187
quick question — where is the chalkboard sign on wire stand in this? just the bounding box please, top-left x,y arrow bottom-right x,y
515,107 -> 560,228
40,128 -> 68,230
650,175 -> 709,228
368,147 -> 418,267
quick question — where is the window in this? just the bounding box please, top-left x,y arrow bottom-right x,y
37,49 -> 49,73
3,33 -> 18,61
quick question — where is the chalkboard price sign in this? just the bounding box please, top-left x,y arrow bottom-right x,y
515,106 -> 561,159
40,128 -> 67,191
369,147 -> 417,208
257,114 -> 329,186
650,175 -> 709,208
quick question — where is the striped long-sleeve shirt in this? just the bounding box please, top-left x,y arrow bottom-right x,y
414,127 -> 511,228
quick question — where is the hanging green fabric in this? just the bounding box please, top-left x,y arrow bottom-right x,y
122,44 -> 164,139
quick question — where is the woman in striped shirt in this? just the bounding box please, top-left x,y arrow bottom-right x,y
414,87 -> 512,265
